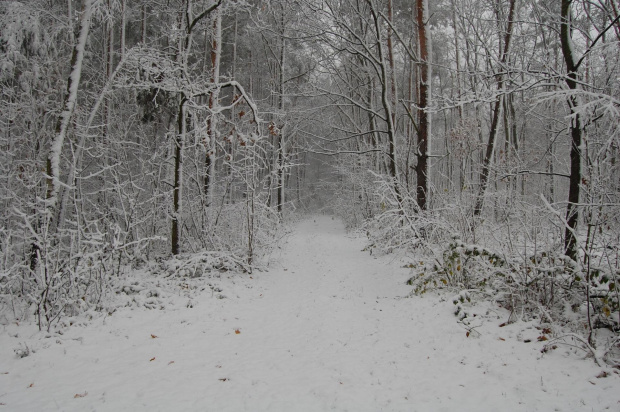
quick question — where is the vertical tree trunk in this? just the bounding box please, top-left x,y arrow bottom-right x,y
121,0 -> 126,59
141,3 -> 147,44
416,0 -> 431,210
172,99 -> 187,255
46,0 -> 94,209
473,0 -> 516,216
276,14 -> 286,216
560,0 -> 583,261
370,1 -> 401,203
386,0 -> 397,130
205,8 -> 222,207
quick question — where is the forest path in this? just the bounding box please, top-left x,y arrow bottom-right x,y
2,216 -> 617,411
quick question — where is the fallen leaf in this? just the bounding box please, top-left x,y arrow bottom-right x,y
466,331 -> 470,337
499,322 -> 507,327
234,329 -> 241,334
74,392 -> 88,399
150,357 -> 156,362
596,371 -> 609,379
28,383 -> 34,388
537,335 -> 548,342
498,337 -> 505,341
219,378 -> 228,382
168,361 -> 175,365
151,334 -> 158,339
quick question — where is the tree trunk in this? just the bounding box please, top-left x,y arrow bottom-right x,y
473,0 -> 516,216
205,8 -> 222,207
172,99 -> 187,255
277,16 -> 286,216
46,0 -> 94,209
560,0 -> 583,261
416,0 -> 431,210
370,1 -> 401,203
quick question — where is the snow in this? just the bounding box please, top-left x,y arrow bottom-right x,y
1,216 -> 618,411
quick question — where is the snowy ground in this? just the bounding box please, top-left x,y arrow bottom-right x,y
1,216 -> 619,411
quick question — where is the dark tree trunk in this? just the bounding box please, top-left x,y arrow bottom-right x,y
560,0 -> 582,261
473,0 -> 516,216
416,0 -> 431,210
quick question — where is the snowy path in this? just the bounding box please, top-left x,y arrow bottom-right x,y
1,216 -> 618,411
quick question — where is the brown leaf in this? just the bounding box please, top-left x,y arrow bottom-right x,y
150,357 -> 156,362
498,337 -> 505,341
219,378 -> 229,382
234,329 -> 241,334
74,392 -> 88,399
596,371 -> 609,379
28,383 -> 34,388
466,331 -> 470,337
151,334 -> 158,339
537,335 -> 548,342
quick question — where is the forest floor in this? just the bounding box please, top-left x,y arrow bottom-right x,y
1,216 -> 619,411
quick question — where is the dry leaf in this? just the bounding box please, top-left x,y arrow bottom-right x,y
168,361 -> 175,365
219,378 -> 228,382
28,383 -> 34,388
151,334 -> 158,339
150,357 -> 156,362
596,371 -> 609,379
74,392 -> 88,399
466,331 -> 470,337
234,329 -> 241,334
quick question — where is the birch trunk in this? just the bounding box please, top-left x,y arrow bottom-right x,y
46,0 -> 94,210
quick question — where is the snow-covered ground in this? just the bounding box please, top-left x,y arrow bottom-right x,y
1,216 -> 618,411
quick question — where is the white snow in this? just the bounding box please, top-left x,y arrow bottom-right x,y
1,216 -> 619,411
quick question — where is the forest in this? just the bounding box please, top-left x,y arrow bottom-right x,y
1,0 -> 620,368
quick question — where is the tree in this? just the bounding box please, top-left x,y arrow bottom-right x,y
415,0 -> 431,210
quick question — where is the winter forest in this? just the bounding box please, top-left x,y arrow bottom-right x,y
2,0 -> 620,409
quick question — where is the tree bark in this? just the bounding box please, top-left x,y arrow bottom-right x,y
473,0 -> 516,216
46,0 -> 94,209
277,10 -> 286,216
172,99 -> 186,255
370,1 -> 401,203
560,0 -> 582,261
205,8 -> 222,207
416,0 -> 431,210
